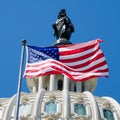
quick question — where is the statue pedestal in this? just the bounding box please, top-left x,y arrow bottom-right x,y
53,38 -> 72,46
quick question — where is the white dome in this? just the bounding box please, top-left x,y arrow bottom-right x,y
0,90 -> 120,120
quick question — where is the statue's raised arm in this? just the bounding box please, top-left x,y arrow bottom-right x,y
52,9 -> 74,41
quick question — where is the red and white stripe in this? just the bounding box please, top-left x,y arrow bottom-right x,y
24,39 -> 109,82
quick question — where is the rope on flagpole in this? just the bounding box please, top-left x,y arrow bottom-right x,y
14,40 -> 26,120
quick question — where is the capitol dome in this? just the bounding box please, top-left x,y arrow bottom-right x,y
0,74 -> 120,120
0,9 -> 119,120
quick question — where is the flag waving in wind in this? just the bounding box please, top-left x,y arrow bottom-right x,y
24,39 -> 109,82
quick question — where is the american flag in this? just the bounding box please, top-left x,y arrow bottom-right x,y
24,39 -> 109,82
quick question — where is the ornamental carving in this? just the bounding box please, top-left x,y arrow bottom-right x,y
44,111 -> 61,119
73,115 -> 88,120
46,117 -> 55,120
21,96 -> 29,104
103,102 -> 113,109
49,94 -> 56,101
76,96 -> 83,102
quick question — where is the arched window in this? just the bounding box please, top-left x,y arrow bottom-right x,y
74,85 -> 76,92
45,102 -> 57,114
58,80 -> 63,90
74,104 -> 86,115
19,103 -> 31,117
103,109 -> 115,120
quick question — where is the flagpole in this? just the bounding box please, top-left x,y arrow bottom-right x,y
14,40 -> 26,120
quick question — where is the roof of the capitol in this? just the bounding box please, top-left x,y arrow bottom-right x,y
0,90 -> 120,119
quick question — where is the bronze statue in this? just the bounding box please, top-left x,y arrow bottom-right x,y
52,9 -> 74,41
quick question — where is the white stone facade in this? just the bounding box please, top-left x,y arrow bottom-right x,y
0,75 -> 120,120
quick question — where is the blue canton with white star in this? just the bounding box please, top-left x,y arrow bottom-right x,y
27,45 -> 59,63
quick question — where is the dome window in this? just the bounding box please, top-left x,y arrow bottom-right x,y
19,103 -> 31,117
58,80 -> 63,90
74,104 -> 86,116
103,109 -> 115,120
45,102 -> 57,114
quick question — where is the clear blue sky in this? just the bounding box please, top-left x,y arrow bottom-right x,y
0,1 -> 119,102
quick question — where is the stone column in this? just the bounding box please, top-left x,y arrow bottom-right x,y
70,81 -> 75,91
38,76 -> 44,91
49,75 -> 56,91
32,86 -> 37,93
32,79 -> 37,93
63,75 -> 69,90
76,82 -> 82,92
63,75 -> 70,119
